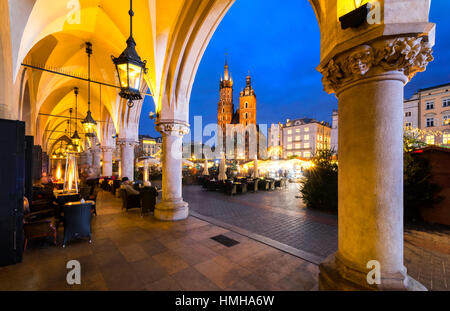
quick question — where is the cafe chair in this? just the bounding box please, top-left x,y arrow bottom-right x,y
23,198 -> 57,250
62,203 -> 92,248
119,188 -> 140,211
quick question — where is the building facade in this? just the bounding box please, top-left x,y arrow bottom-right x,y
268,123 -> 283,160
281,118 -> 331,159
217,59 -> 266,160
135,135 -> 162,159
404,83 -> 450,146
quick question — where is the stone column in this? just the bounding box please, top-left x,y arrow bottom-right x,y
92,147 -> 102,177
101,146 -> 114,177
155,121 -> 190,221
84,149 -> 93,167
117,139 -> 137,181
318,37 -> 433,291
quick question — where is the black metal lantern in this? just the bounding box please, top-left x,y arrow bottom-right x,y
82,42 -> 97,137
71,87 -> 81,146
112,0 -> 147,108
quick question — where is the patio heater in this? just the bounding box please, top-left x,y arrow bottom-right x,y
64,153 -> 79,193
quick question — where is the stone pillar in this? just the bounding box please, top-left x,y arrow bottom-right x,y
84,149 -> 93,167
117,139 -> 137,181
318,37 -> 433,291
92,148 -> 102,177
101,146 -> 114,177
155,122 -> 190,221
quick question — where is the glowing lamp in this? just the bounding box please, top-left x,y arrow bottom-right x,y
339,1 -> 370,30
111,0 -> 147,108
71,130 -> 81,147
82,110 -> 96,137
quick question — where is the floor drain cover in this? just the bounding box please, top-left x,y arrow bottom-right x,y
211,235 -> 240,247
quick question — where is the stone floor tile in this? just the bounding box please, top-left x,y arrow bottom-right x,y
171,267 -> 221,291
152,251 -> 190,275
118,243 -> 149,263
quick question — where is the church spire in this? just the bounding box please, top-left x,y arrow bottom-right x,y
246,70 -> 251,87
223,53 -> 230,81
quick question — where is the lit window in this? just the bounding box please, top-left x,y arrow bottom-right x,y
426,118 -> 435,127
304,135 -> 309,140
295,143 -> 300,149
287,144 -> 292,150
287,130 -> 292,135
443,98 -> 450,107
304,127 -> 309,132
304,143 -> 310,148
304,152 -> 311,158
295,152 -> 301,156
287,152 -> 293,157
295,135 -> 301,141
287,137 -> 292,142
296,129 -> 301,133
443,114 -> 450,126
443,133 -> 450,145
426,101 -> 435,110
426,135 -> 435,145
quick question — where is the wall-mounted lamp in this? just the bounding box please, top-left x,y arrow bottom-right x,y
149,112 -> 159,120
339,3 -> 370,30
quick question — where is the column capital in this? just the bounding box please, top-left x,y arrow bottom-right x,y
116,138 -> 138,147
156,120 -> 190,137
100,146 -> 115,153
319,36 -> 434,95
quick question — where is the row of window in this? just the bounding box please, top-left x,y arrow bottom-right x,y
287,134 -> 310,142
286,127 -> 309,135
425,133 -> 450,145
426,115 -> 450,127
287,143 -> 311,150
425,98 -> 450,110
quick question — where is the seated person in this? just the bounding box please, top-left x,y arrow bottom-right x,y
120,177 -> 140,196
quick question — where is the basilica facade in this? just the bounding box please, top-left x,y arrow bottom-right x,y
217,59 -> 266,161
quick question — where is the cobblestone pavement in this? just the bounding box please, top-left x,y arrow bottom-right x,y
184,182 -> 450,291
184,183 -> 338,260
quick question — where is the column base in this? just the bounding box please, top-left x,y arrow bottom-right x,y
319,253 -> 427,291
154,199 -> 189,221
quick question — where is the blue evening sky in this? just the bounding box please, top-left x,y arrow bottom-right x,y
139,0 -> 450,139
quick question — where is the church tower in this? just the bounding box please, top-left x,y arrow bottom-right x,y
217,57 -> 234,135
239,73 -> 257,127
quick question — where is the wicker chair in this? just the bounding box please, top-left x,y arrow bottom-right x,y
119,189 -> 140,211
62,202 -> 92,247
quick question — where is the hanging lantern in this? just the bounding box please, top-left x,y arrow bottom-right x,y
82,42 -> 97,137
111,0 -> 147,108
71,130 -> 81,148
71,87 -> 82,146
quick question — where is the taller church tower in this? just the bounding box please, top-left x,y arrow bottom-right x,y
217,57 -> 234,135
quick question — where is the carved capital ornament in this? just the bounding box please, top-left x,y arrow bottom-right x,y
156,121 -> 190,137
320,37 -> 434,94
